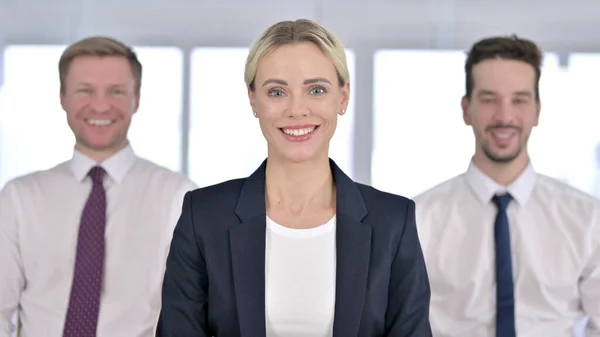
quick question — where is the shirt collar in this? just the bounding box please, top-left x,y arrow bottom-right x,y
465,160 -> 537,205
70,144 -> 136,184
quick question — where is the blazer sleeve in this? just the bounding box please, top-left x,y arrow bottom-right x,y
384,199 -> 433,336
156,192 -> 210,336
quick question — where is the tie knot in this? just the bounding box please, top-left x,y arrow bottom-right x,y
492,193 -> 513,211
88,166 -> 105,185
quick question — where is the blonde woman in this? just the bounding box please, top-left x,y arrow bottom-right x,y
157,19 -> 432,337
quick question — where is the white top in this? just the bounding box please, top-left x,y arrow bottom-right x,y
414,162 -> 600,337
0,145 -> 198,337
265,216 -> 336,337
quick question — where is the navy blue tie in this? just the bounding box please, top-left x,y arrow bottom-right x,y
492,193 -> 516,337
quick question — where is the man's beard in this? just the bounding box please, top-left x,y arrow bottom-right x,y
483,144 -> 522,163
482,124 -> 523,163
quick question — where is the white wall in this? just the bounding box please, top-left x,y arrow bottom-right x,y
1,0 -> 599,52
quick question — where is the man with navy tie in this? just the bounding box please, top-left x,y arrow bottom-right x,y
414,35 -> 600,337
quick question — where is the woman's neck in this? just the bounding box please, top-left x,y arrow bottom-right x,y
265,155 -> 335,215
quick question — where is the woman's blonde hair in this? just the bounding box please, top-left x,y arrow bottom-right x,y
244,19 -> 349,91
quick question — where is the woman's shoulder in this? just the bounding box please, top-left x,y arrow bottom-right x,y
354,182 -> 414,211
186,177 -> 247,209
351,182 -> 416,242
353,182 -> 415,232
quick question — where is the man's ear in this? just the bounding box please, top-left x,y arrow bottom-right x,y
133,94 -> 140,113
60,90 -> 67,111
534,101 -> 541,126
461,95 -> 471,126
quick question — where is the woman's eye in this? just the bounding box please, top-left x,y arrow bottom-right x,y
269,89 -> 285,97
311,87 -> 325,95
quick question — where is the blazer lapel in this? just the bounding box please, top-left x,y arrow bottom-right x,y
330,160 -> 372,337
229,159 -> 371,337
230,160 -> 268,337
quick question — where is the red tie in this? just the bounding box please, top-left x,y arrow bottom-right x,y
63,166 -> 106,336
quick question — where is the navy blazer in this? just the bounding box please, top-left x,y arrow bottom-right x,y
156,159 -> 432,337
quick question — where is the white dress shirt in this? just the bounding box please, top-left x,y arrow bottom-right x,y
414,162 -> 600,337
0,145 -> 197,337
265,216 -> 336,337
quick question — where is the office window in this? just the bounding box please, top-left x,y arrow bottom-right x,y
371,50 -> 472,197
527,53 -> 567,181
0,45 -> 183,188
128,47 -> 183,173
188,47 -> 356,187
0,45 -> 71,188
566,53 -> 600,196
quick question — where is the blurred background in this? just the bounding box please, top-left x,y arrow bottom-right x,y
1,0 -> 600,198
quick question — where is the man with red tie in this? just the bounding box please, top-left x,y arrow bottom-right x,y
0,36 -> 197,336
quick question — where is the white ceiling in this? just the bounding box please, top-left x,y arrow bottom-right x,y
0,0 -> 599,53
